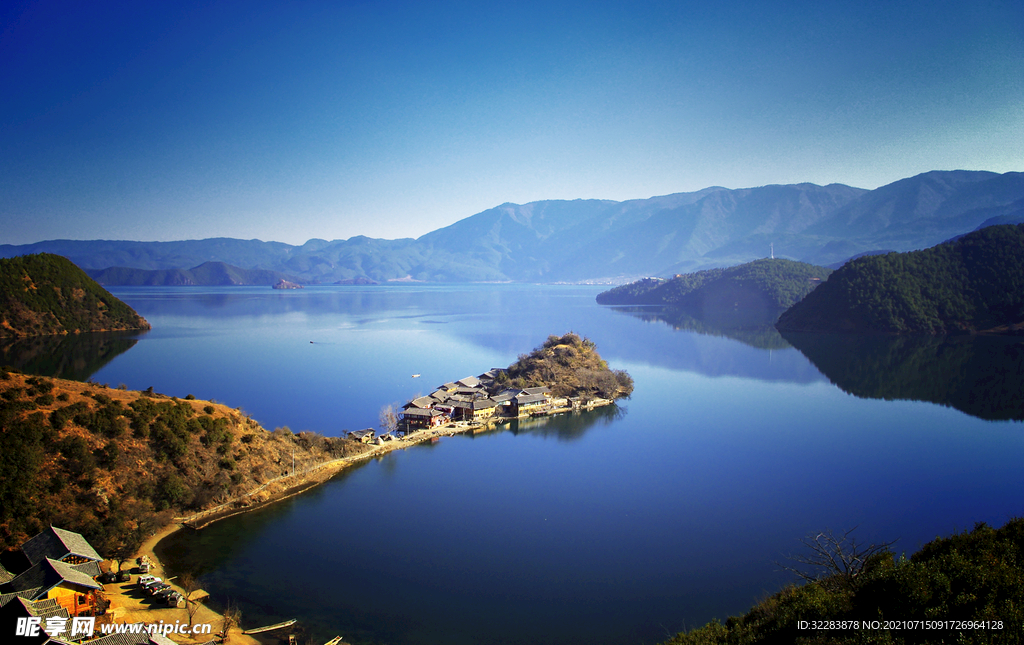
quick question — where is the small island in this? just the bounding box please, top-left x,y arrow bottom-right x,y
0,253 -> 150,338
272,279 -> 303,289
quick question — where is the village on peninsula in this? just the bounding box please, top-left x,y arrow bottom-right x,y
0,251 -> 635,645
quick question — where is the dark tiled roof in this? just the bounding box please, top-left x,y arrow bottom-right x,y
70,561 -> 102,579
521,386 -> 551,396
21,527 -> 102,566
0,588 -> 42,607
456,376 -> 481,388
516,394 -> 548,405
405,396 -> 435,409
4,596 -> 70,620
490,392 -> 514,403
401,408 -> 442,418
0,562 -> 14,584
453,399 -> 497,410
0,558 -> 101,599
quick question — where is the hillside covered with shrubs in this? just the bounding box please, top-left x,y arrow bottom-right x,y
0,253 -> 150,338
0,369 -> 368,558
493,332 -> 633,400
664,518 -> 1024,645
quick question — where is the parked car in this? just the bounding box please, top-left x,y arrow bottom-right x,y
116,570 -> 131,583
99,571 -> 117,584
137,575 -> 159,587
154,587 -> 176,600
147,583 -> 171,596
140,580 -> 165,593
165,592 -> 185,608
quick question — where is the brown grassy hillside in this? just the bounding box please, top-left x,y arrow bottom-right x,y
0,369 -> 367,557
495,332 -> 633,400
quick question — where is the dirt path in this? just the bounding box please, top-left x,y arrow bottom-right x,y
101,522 -> 259,645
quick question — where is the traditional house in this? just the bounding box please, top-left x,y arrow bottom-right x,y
451,398 -> 498,422
0,596 -> 71,645
519,386 -> 551,398
400,407 -> 448,429
403,396 -> 436,410
0,558 -> 102,617
348,429 -> 375,443
22,527 -> 103,569
513,392 -> 549,415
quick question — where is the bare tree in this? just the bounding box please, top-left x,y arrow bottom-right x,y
180,572 -> 202,629
778,527 -> 898,591
222,601 -> 242,637
379,403 -> 399,435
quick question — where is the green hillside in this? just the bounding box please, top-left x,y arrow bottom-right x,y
596,258 -> 832,312
775,224 -> 1024,334
664,518 -> 1024,645
0,254 -> 150,338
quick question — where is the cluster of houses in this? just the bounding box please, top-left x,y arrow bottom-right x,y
0,527 -> 199,645
347,369 -> 567,444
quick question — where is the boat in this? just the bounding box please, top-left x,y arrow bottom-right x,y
411,374 -> 421,378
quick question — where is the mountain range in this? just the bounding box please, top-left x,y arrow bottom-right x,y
2,170 -> 1022,284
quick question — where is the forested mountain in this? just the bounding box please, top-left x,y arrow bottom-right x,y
2,171 -> 1021,283
597,259 -> 832,312
0,254 -> 150,338
775,224 -> 1024,334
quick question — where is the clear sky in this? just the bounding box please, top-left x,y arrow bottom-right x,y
1,0 -> 1021,245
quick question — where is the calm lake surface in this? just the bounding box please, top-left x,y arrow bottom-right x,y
39,285 -> 1024,644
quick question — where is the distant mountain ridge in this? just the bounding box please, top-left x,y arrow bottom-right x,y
2,170 -> 1022,284
87,261 -> 301,286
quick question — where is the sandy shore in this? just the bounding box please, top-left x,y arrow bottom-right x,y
101,521 -> 260,645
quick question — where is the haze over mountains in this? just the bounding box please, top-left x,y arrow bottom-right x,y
2,170 -> 1022,285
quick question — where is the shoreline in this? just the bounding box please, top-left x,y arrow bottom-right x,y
134,401 -> 614,642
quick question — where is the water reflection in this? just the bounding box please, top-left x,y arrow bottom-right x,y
0,331 -> 142,381
781,332 -> 1024,421
609,305 -> 790,350
503,404 -> 626,441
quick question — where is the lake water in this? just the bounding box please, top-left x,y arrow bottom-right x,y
18,284 -> 1024,644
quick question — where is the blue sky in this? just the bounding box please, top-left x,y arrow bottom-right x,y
1,0 -> 1021,245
